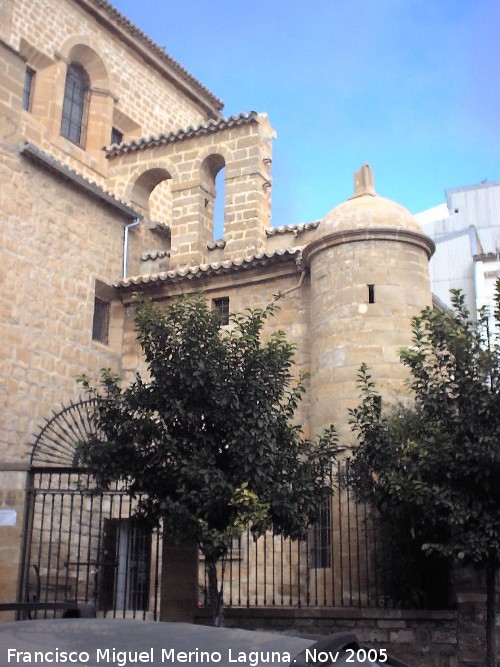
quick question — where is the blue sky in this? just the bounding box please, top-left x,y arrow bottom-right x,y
111,0 -> 499,228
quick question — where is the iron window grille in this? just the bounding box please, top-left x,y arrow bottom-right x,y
212,297 -> 230,325
310,498 -> 332,569
61,63 -> 90,146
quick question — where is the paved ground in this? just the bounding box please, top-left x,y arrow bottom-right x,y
0,619 -> 313,667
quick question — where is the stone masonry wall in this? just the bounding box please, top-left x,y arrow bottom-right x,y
119,260 -> 312,435
196,604 -> 500,667
0,467 -> 28,615
0,65 -> 126,464
3,0 -> 213,183
196,607 -> 459,667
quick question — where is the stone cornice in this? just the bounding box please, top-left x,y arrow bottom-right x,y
21,142 -> 139,220
0,37 -> 27,61
302,227 -> 436,266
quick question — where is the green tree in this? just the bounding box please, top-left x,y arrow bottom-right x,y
80,296 -> 338,625
349,290 -> 500,667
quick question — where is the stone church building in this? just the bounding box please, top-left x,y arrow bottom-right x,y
0,0 -> 442,639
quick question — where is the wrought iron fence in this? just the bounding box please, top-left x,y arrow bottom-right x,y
201,461 -> 451,610
21,394 -> 450,620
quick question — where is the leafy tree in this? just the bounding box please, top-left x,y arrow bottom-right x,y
349,290 -> 500,667
79,296 -> 338,624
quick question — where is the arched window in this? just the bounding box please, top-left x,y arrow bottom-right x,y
213,166 -> 226,240
60,63 -> 90,146
200,154 -> 226,242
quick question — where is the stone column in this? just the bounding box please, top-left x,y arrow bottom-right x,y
0,464 -> 29,621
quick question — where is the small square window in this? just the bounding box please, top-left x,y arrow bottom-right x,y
22,67 -> 35,111
92,297 -> 110,344
212,297 -> 229,325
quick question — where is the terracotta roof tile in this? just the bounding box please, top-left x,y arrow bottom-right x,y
86,0 -> 223,111
141,250 -> 169,261
266,221 -> 320,236
106,112 -> 259,158
116,248 -> 301,289
207,239 -> 226,250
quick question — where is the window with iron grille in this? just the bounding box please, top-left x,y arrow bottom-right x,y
61,63 -> 90,146
22,67 -> 35,111
92,297 -> 110,344
212,297 -> 230,325
310,498 -> 332,568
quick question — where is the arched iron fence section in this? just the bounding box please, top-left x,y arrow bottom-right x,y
21,399 -> 161,620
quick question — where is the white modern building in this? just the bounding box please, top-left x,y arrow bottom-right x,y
416,181 -> 500,336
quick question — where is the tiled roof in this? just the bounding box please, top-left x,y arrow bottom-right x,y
21,143 -> 139,219
106,112 -> 259,158
116,248 -> 301,289
85,0 -> 223,112
148,220 -> 170,236
473,252 -> 499,262
266,221 -> 320,236
141,250 -> 169,261
207,239 -> 226,250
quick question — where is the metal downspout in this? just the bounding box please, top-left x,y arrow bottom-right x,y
468,225 -> 483,320
123,217 -> 142,280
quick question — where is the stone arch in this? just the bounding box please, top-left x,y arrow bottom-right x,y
126,167 -> 174,274
194,144 -> 233,177
127,166 -> 174,218
59,37 -> 110,89
200,153 -> 226,188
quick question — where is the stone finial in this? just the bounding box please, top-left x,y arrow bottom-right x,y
351,163 -> 376,198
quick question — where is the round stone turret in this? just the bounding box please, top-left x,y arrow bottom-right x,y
304,164 -> 435,446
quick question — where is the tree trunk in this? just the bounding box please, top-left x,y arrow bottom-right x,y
206,557 -> 223,627
485,557 -> 497,667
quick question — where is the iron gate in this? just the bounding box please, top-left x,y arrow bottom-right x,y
20,399 -> 161,619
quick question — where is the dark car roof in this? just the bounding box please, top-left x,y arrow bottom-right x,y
0,619 -> 409,667
0,619 -> 311,667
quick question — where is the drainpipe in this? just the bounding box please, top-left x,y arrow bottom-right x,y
123,217 -> 142,280
468,224 -> 482,257
273,268 -> 308,301
473,258 -> 483,321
